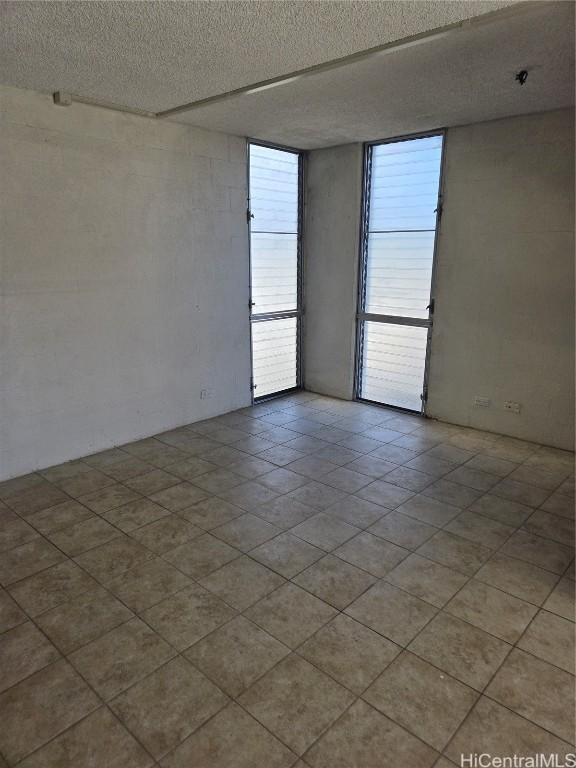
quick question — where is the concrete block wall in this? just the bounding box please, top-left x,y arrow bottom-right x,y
0,85 -> 251,480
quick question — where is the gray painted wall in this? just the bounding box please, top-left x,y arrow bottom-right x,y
0,85 -> 251,481
303,109 -> 575,450
303,144 -> 363,399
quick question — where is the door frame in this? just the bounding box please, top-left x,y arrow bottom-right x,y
247,139 -> 305,404
353,129 -> 447,414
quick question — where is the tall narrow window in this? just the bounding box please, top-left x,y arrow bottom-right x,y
249,143 -> 302,399
357,134 -> 444,412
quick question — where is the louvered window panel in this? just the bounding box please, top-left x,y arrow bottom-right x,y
251,318 -> 298,398
358,134 -> 443,412
249,143 -> 301,400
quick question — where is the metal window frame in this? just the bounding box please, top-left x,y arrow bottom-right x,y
354,129 -> 446,415
247,139 -> 305,404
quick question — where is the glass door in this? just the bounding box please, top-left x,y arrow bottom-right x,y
248,143 -> 302,400
356,134 -> 444,412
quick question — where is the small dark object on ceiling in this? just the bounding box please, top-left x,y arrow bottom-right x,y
515,70 -> 529,86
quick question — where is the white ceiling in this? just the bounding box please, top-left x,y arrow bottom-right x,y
0,1 -> 573,148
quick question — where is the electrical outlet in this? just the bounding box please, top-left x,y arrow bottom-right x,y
504,400 -> 521,414
474,396 -> 491,408
200,389 -> 213,400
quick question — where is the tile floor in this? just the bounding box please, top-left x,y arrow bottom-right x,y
0,391 -> 574,767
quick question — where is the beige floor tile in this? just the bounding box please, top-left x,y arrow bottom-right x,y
36,586 -> 133,653
163,533 -> 239,579
74,536 -> 154,582
0,621 -> 60,692
304,699 -> 438,768
199,555 -> 284,610
122,438 -> 188,468
165,456 -> 219,481
363,651 -> 477,751
325,496 -> 387,528
82,449 -> 130,470
211,512 -> 281,552
523,508 -> 575,546
103,498 -> 172,532
291,512 -> 360,551
58,469 -> 117,498
334,531 -> 409,578
0,587 -> 26,632
239,654 -> 354,755
0,537 -> 67,586
444,465 -> 499,492
48,515 -> 122,555
357,479 -> 415,509
185,615 -> 289,697
78,483 -> 141,514
193,468 -> 244,494
256,467 -> 308,493
252,495 -> 318,529
6,483 -> 70,516
445,580 -> 537,643
0,511 -> 39,553
258,444 -> 307,466
446,697 -> 574,767
385,553 -> 468,608
298,613 -> 400,694
501,530 -> 574,574
38,460 -> 93,484
465,454 -> 519,477
517,609 -> 575,673
475,552 -> 559,605
129,514 -> 201,554
245,582 -> 336,647
178,496 -> 243,529
141,583 -> 236,650
111,656 -> 228,758
148,481 -> 209,511
159,702 -> 297,768
314,444 -> 363,465
486,648 -> 575,743
286,481 -> 347,510
369,510 -> 437,549
228,455 -> 277,479
8,560 -> 99,616
384,465 -> 435,492
293,554 -> 376,609
345,581 -> 437,646
404,454 -> 453,478
26,499 -> 94,534
0,473 -> 46,501
445,510 -> 515,550
510,464 -> 570,490
124,469 -> 181,496
469,492 -> 533,527
492,478 -> 551,508
408,613 -> 510,690
346,454 -> 398,479
541,490 -> 574,518
397,494 -> 461,526
0,659 -> 99,764
422,479 -> 482,508
417,531 -> 492,576
17,707 -> 153,768
543,575 -> 575,620
217,480 -> 280,510
69,617 -> 176,700
106,557 -> 192,612
250,532 -> 323,577
321,467 -> 372,493
425,444 -> 475,465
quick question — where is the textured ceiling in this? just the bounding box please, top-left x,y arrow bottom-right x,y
1,0 -> 519,113
170,2 -> 575,148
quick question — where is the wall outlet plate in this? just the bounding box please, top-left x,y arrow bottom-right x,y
504,400 -> 521,414
474,396 -> 491,408
200,389 -> 213,400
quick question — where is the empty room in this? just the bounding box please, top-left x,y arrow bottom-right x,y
0,1 -> 574,766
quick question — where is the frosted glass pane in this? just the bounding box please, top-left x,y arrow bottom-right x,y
250,145 -> 299,233
361,322 -> 428,411
365,231 -> 435,318
251,233 -> 297,313
369,136 -> 442,232
252,318 -> 297,398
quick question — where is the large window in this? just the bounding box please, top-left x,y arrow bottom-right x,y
249,143 -> 302,399
356,134 -> 444,412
